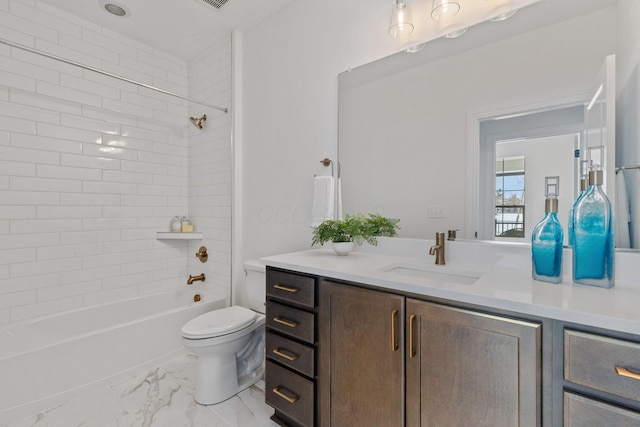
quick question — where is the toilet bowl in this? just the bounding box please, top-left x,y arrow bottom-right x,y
181,260 -> 266,405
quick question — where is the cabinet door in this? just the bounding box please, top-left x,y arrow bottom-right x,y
318,281 -> 405,427
564,392 -> 640,427
406,299 -> 541,427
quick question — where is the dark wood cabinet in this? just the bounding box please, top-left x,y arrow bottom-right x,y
405,299 -> 541,427
561,327 -> 640,426
265,268 -> 318,427
318,280 -> 405,427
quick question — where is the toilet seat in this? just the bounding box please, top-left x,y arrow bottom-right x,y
182,306 -> 258,339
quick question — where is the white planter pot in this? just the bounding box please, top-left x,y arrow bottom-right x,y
331,241 -> 354,256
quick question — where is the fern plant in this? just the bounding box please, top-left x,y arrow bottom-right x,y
311,214 -> 400,246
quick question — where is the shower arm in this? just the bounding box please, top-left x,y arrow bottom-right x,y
0,37 -> 228,114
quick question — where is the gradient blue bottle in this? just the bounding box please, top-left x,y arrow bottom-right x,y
532,176 -> 563,284
572,166 -> 614,288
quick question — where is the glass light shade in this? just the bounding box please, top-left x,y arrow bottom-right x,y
444,27 -> 467,38
490,9 -> 518,22
431,0 -> 460,21
405,43 -> 427,53
389,0 -> 414,38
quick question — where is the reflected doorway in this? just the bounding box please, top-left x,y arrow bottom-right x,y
478,105 -> 584,243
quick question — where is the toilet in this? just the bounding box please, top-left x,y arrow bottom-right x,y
181,260 -> 266,405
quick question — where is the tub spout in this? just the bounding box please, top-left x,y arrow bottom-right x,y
187,273 -> 205,285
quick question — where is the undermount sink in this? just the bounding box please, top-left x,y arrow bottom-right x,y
377,262 -> 483,285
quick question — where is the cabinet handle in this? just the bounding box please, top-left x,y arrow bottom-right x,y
274,283 -> 299,293
409,314 -> 416,358
273,347 -> 299,361
273,316 -> 299,328
615,366 -> 640,381
273,386 -> 299,404
391,309 -> 399,352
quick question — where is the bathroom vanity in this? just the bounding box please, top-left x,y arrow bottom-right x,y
262,239 -> 640,426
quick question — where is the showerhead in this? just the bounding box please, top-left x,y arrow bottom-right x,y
189,114 -> 207,129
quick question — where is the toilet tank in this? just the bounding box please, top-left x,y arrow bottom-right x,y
243,259 -> 266,314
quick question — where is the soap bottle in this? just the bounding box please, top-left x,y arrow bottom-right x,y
568,175 -> 588,246
531,176 -> 564,284
181,216 -> 192,232
572,165 -> 614,288
170,216 -> 181,232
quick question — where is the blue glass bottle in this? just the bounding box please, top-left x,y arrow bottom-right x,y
568,176 -> 587,246
532,177 -> 563,284
572,167 -> 614,288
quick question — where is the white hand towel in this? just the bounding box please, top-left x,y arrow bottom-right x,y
627,169 -> 640,249
615,169 -> 631,248
311,176 -> 335,227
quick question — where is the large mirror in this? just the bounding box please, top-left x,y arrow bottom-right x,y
338,0 -> 635,246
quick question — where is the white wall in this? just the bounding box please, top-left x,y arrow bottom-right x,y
0,0 -> 231,324
241,0 -> 458,260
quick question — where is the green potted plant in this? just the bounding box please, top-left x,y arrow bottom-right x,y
311,214 -> 400,255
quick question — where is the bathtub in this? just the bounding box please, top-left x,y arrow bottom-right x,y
0,287 -> 226,424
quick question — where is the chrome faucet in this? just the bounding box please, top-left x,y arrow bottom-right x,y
187,273 -> 205,285
429,232 -> 446,265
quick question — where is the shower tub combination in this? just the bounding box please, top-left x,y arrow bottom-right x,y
0,287 -> 226,424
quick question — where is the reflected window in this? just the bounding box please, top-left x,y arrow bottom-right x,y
495,156 -> 525,238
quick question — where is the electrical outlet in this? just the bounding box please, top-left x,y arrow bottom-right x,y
427,206 -> 446,218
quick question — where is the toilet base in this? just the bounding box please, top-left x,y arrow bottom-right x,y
194,355 -> 265,405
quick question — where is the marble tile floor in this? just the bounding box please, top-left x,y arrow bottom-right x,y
5,354 -> 279,427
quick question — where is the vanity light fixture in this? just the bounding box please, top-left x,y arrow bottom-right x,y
490,9 -> 518,22
388,0 -> 415,38
405,42 -> 427,53
431,0 -> 460,21
444,27 -> 468,38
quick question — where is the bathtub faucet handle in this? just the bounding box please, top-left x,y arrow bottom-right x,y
187,273 -> 206,285
195,246 -> 208,263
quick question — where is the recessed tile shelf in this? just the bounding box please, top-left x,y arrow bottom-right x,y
156,232 -> 203,240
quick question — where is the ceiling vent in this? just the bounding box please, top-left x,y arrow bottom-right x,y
199,0 -> 229,9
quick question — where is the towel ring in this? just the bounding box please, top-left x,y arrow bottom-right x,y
319,158 -> 334,177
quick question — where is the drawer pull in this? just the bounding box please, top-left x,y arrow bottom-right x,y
273,386 -> 299,404
615,366 -> 640,381
273,283 -> 299,293
409,314 -> 416,358
391,309 -> 399,352
273,316 -> 299,328
273,347 -> 299,361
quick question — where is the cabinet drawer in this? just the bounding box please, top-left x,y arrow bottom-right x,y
564,329 -> 640,401
266,360 -> 314,427
564,392 -> 640,426
267,301 -> 315,344
267,331 -> 315,378
267,269 -> 315,308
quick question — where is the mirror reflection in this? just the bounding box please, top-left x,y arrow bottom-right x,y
338,0 -> 630,245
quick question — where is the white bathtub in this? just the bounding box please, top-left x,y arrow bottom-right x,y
0,287 -> 226,424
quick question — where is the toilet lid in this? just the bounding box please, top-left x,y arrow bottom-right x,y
181,306 -> 257,339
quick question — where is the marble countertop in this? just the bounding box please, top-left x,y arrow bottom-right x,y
262,240 -> 640,336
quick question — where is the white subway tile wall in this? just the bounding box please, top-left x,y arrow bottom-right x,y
187,34 -> 233,299
0,0 -> 232,324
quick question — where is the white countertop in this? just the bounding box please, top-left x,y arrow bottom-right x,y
261,238 -> 640,336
